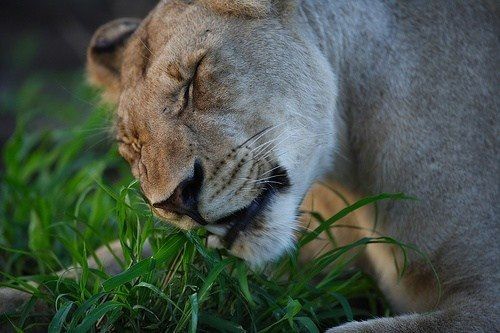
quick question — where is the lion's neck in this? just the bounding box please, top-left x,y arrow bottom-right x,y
298,0 -> 391,91
297,0 -> 392,187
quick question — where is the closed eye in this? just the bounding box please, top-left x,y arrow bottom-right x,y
166,55 -> 205,114
182,56 -> 204,111
163,75 -> 194,114
181,80 -> 192,111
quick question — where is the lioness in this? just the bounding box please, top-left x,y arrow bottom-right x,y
85,0 -> 498,331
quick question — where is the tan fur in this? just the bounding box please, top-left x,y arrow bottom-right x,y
298,182 -> 371,263
80,0 -> 499,331
300,182 -> 439,313
198,0 -> 272,18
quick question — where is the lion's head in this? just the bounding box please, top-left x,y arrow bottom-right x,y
87,0 -> 338,266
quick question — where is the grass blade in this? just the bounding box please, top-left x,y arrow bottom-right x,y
236,261 -> 255,306
189,293 -> 199,333
330,292 -> 353,322
102,258 -> 154,292
73,301 -> 125,333
48,301 -> 74,333
199,314 -> 246,332
198,257 -> 237,303
295,317 -> 319,333
299,193 -> 413,246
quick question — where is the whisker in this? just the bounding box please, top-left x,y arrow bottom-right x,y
234,124 -> 280,152
83,136 -> 113,152
140,38 -> 153,56
72,126 -> 114,134
258,164 -> 286,177
246,128 -> 289,156
57,83 -> 100,108
249,132 -> 295,162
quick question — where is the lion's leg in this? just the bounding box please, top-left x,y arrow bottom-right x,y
308,181 -> 499,332
0,240 -> 152,315
335,255 -> 499,332
326,259 -> 498,332
298,181 -> 407,288
326,301 -> 498,333
0,241 -> 128,330
298,181 -> 499,332
298,181 -> 374,264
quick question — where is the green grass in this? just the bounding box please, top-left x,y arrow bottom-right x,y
0,76 -> 412,332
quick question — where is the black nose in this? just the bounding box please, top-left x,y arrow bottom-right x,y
152,160 -> 206,225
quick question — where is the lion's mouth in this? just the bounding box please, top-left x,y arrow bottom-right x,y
206,166 -> 291,248
144,165 -> 291,247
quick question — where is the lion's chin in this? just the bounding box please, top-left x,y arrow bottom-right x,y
206,190 -> 300,268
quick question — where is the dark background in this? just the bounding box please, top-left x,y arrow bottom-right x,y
0,0 -> 157,145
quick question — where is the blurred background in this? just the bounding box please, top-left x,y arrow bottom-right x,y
0,0 -> 157,149
0,0 -> 159,276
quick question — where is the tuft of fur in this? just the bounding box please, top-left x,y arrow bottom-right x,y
198,0 -> 272,18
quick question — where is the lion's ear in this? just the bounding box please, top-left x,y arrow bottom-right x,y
199,0 -> 297,18
87,18 -> 141,104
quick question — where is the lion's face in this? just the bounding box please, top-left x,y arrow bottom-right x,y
87,0 -> 337,266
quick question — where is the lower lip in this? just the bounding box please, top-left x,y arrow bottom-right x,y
204,224 -> 229,236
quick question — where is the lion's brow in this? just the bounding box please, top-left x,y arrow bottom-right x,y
166,63 -> 184,82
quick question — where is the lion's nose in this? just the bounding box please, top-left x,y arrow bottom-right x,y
152,160 -> 207,225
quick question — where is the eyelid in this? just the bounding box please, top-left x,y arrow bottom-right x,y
163,54 -> 206,114
185,56 -> 204,91
181,56 -> 204,110
191,55 -> 205,80
181,82 -> 191,111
